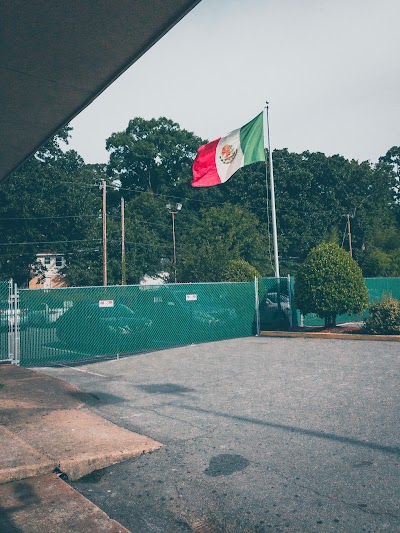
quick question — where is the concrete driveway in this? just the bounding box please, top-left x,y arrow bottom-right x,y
39,337 -> 400,532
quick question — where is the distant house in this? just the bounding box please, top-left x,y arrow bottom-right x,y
29,253 -> 66,289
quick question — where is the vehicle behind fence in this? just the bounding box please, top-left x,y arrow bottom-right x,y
17,280 -> 266,366
2,276 -> 399,366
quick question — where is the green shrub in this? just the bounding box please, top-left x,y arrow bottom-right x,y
364,296 -> 400,335
295,242 -> 368,328
221,259 -> 260,282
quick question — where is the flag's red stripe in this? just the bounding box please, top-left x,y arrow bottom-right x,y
191,138 -> 222,187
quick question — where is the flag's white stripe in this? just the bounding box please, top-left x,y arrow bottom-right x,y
215,128 -> 244,183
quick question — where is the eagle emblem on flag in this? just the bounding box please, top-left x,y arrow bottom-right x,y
219,144 -> 237,164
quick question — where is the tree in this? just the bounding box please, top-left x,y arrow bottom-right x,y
106,117 -> 204,196
378,146 -> 400,194
358,225 -> 400,277
0,128 -> 101,286
117,193 -> 171,284
177,204 -> 266,282
295,243 -> 368,327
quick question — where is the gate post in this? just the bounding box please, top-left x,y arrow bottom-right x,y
8,280 -> 20,365
13,282 -> 20,365
254,276 -> 260,335
287,275 -> 293,329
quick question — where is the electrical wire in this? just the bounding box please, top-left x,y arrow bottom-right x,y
0,239 -> 102,246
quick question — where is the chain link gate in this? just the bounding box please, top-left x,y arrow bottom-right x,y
0,280 -> 20,364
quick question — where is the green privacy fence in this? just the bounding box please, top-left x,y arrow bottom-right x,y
12,276 -> 400,366
295,277 -> 400,327
18,281 -> 260,366
0,281 -> 9,360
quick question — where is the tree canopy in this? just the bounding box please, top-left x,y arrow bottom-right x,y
106,117 -> 203,196
0,128 -> 101,285
1,117 -> 399,286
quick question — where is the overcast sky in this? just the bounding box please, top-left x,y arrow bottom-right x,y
66,0 -> 400,166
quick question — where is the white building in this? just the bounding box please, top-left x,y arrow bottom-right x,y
29,253 -> 66,289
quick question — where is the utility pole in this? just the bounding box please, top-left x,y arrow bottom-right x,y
121,196 -> 126,285
166,203 -> 182,283
171,211 -> 177,283
347,213 -> 353,257
102,180 -> 107,286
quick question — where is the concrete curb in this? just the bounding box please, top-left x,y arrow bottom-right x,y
0,460 -> 56,485
260,331 -> 400,341
0,407 -> 162,484
60,444 -> 161,481
0,365 -> 162,485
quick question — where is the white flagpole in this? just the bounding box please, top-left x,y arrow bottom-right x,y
264,103 -> 280,278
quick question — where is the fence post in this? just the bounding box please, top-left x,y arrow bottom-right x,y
254,276 -> 260,335
13,282 -> 20,365
287,275 -> 293,329
8,281 -> 20,365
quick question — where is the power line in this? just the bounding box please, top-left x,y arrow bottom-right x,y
0,214 -> 101,221
0,206 -> 348,225
0,239 -> 102,246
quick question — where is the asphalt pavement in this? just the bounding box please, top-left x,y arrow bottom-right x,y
38,336 -> 400,532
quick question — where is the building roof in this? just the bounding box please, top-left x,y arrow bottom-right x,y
0,0 -> 201,183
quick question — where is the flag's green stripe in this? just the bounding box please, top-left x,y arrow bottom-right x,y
240,112 -> 265,165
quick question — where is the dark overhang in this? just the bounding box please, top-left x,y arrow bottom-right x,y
0,0 -> 201,182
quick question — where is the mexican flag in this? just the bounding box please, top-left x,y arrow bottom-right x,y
191,112 -> 265,187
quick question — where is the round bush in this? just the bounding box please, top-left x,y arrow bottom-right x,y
221,259 -> 260,282
295,242 -> 368,327
364,296 -> 400,335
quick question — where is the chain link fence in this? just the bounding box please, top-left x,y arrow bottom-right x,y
18,281 -> 261,366
7,276 -> 400,366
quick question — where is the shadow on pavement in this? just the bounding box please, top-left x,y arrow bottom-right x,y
0,481 -> 40,533
136,383 -> 196,395
65,390 -> 125,406
176,404 -> 400,456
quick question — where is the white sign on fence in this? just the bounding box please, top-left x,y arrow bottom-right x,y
99,300 -> 114,308
185,294 -> 197,301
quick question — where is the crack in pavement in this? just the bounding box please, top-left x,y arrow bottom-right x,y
147,407 -> 211,433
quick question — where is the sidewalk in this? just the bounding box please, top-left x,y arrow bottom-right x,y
0,363 -> 162,532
